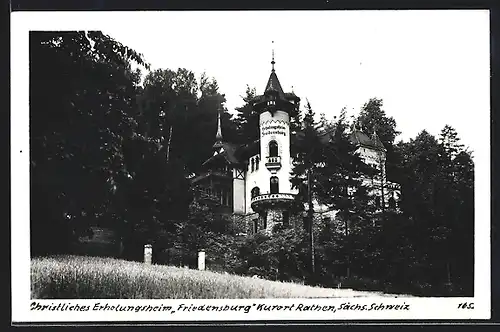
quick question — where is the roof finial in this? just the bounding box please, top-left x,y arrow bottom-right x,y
271,41 -> 275,72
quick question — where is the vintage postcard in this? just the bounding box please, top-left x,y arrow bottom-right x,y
11,9 -> 491,323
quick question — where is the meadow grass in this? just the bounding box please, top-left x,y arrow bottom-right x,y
31,255 -> 409,299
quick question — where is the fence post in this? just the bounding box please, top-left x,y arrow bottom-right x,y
144,244 -> 152,265
198,250 -> 205,271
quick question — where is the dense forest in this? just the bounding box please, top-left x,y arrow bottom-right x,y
29,31 -> 474,296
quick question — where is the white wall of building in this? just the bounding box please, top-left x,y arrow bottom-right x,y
245,154 -> 264,214
243,109 -> 297,214
259,110 -> 293,193
356,146 -> 386,179
232,171 -> 246,213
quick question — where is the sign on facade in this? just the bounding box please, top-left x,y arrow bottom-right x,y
261,124 -> 287,136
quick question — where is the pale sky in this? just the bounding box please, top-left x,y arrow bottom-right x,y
95,10 -> 491,153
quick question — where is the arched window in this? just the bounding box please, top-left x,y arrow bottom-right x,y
251,187 -> 260,198
389,193 -> 397,209
269,140 -> 278,157
270,176 -> 279,194
388,197 -> 396,209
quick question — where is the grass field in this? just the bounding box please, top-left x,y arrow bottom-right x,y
31,255 -> 410,299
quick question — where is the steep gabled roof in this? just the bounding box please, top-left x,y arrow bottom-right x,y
202,142 -> 242,166
350,128 -> 386,152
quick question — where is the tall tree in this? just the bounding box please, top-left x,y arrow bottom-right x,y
233,85 -> 259,145
315,108 -> 377,278
436,125 -> 473,292
137,69 -> 234,174
396,128 -> 474,292
30,31 -> 147,255
290,100 -> 325,278
356,98 -> 402,183
357,98 -> 399,146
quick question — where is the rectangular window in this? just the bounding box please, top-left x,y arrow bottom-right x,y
282,211 -> 290,226
253,219 -> 258,233
270,177 -> 279,194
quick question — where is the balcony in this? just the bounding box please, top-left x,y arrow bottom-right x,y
265,156 -> 282,171
250,193 -> 295,211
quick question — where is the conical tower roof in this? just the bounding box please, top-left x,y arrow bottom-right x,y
263,45 -> 286,100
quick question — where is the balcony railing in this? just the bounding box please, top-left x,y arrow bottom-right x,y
251,193 -> 295,204
208,170 -> 232,178
265,156 -> 282,170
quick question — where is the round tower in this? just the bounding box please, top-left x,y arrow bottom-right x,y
248,50 -> 299,233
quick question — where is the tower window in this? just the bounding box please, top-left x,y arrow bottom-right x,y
251,187 -> 260,199
260,211 -> 268,230
251,158 -> 255,172
255,156 -> 259,170
375,196 -> 380,209
282,211 -> 290,226
270,176 -> 279,194
269,141 -> 278,157
252,218 -> 259,233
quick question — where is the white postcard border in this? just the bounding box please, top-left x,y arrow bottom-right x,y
10,10 -> 491,322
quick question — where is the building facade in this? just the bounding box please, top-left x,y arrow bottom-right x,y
192,58 -> 400,235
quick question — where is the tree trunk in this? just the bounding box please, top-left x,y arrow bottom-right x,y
446,261 -> 451,284
379,161 -> 385,212
166,126 -> 173,163
345,219 -> 350,278
307,169 -> 315,277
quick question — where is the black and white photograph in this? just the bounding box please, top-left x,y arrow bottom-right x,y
11,9 -> 490,322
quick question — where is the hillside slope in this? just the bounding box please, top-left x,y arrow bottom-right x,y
31,255 -> 411,299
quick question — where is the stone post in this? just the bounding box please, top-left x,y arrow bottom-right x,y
144,244 -> 152,264
198,250 -> 206,271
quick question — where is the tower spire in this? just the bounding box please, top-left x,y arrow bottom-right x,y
213,108 -> 223,150
271,41 -> 275,72
216,109 -> 222,140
